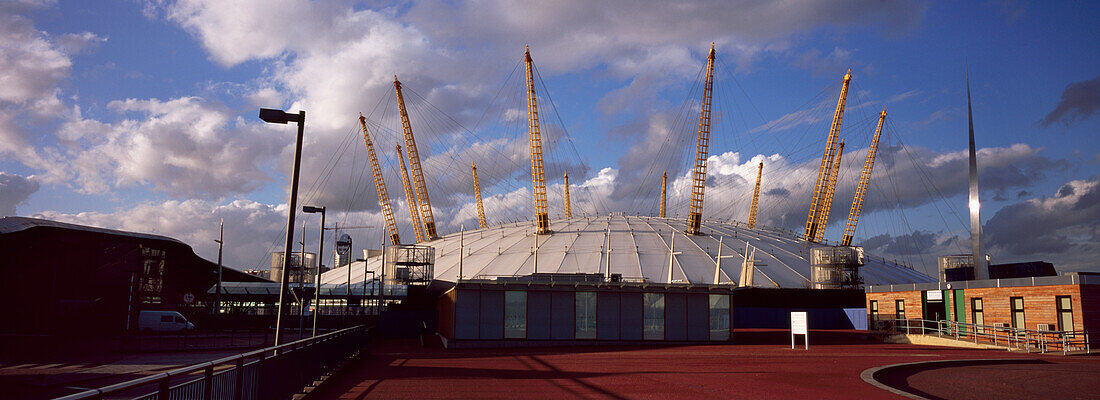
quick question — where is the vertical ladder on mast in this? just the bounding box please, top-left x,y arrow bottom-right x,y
687,43 -> 716,235
359,114 -> 401,245
805,70 -> 852,242
396,144 -> 425,243
472,162 -> 487,229
814,141 -> 845,243
525,45 -> 552,234
394,76 -> 439,240
563,172 -> 572,219
659,170 -> 667,218
747,161 -> 763,229
842,107 -> 886,246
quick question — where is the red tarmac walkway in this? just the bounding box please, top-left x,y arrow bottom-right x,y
311,331 -> 1100,399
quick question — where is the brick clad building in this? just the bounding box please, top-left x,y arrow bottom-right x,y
865,273 -> 1100,334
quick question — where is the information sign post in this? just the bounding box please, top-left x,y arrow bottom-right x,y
791,311 -> 808,350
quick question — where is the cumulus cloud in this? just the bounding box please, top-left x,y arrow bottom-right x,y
984,175 -> 1100,271
35,199 -> 320,270
1041,74 -> 1100,127
0,172 -> 39,216
38,97 -> 283,196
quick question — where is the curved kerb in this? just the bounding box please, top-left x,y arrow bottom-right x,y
860,358 -> 1046,400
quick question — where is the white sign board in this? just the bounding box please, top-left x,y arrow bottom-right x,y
791,311 -> 809,350
791,311 -> 808,334
926,290 -> 943,301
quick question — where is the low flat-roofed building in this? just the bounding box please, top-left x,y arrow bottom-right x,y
865,272 -> 1100,335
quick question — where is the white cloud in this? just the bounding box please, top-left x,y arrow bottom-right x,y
0,172 -> 39,216
44,97 -> 283,196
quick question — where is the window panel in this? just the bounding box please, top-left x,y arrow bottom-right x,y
643,293 -> 665,340
1010,297 -> 1025,329
504,291 -> 526,339
1056,296 -> 1074,333
575,292 -> 597,339
708,294 -> 729,341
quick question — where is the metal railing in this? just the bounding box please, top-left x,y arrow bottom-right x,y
871,318 -> 1090,355
54,325 -> 370,400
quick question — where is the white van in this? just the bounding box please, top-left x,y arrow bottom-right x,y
138,310 -> 195,332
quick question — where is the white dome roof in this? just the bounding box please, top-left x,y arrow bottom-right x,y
321,214 -> 934,288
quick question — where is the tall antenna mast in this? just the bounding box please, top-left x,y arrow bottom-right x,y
842,107 -> 886,246
359,114 -> 400,245
747,161 -> 763,229
814,140 -> 845,243
805,70 -> 852,242
659,170 -> 667,218
687,43 -> 716,235
394,76 -> 438,240
396,144 -> 425,243
563,172 -> 572,219
967,70 -> 987,280
525,45 -> 551,234
472,162 -> 487,229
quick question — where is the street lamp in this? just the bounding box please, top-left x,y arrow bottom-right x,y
302,205 -> 326,337
259,107 -> 305,347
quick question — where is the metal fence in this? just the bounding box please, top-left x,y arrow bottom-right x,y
871,318 -> 1090,355
122,330 -> 270,353
54,325 -> 370,400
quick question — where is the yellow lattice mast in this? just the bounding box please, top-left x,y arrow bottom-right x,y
687,43 -> 716,235
842,107 -> 886,246
472,162 -> 487,229
747,161 -> 763,229
804,70 -> 852,242
396,144 -> 425,243
659,170 -> 667,218
814,141 -> 845,243
563,172 -> 572,219
525,45 -> 551,234
393,75 -> 438,240
359,114 -> 401,245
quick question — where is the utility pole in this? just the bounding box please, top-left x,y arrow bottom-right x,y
303,205 -> 326,336
213,218 -> 223,314
298,225 -> 307,337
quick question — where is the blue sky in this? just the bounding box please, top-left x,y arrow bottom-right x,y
1,0 -> 1098,275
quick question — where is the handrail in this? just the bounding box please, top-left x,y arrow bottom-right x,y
871,318 -> 1090,355
54,324 -> 368,400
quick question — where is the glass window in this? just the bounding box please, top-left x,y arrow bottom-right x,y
504,291 -> 526,339
1056,296 -> 1074,333
643,293 -> 665,340
175,316 -> 185,323
971,298 -> 984,333
869,300 -> 878,320
160,315 -> 172,322
709,294 -> 730,341
895,300 -> 905,320
1010,297 -> 1025,329
576,292 -> 597,339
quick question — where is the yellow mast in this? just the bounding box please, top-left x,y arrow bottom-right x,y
525,45 -> 551,234
659,170 -> 667,218
359,114 -> 400,245
472,162 -> 487,229
396,144 -> 425,243
394,75 -> 438,240
687,43 -> 716,235
842,107 -> 886,246
747,161 -> 763,229
805,70 -> 852,242
563,172 -> 572,219
815,141 -> 845,243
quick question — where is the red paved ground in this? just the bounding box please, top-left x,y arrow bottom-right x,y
311,331 -> 1100,399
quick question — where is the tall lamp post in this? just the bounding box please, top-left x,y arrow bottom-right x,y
259,107 -> 305,347
303,205 -> 326,337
